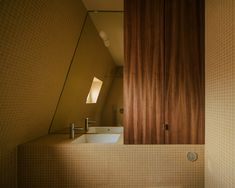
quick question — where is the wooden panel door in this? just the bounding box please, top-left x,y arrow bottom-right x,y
164,0 -> 205,144
124,0 -> 165,144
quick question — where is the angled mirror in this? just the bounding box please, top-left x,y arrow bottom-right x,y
49,9 -> 123,133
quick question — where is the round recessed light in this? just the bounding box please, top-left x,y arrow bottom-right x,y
99,30 -> 108,40
104,40 -> 110,47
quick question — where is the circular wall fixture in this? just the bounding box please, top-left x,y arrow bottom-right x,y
187,152 -> 198,162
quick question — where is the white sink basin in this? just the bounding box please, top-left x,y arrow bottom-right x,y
86,126 -> 123,134
73,134 -> 120,143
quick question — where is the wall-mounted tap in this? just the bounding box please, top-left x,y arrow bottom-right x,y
85,117 -> 96,132
70,122 -> 84,139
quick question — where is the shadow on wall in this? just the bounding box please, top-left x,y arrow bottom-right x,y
18,143 -> 204,188
101,66 -> 123,126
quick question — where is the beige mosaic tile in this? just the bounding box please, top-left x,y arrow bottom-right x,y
18,139 -> 204,188
205,0 -> 235,187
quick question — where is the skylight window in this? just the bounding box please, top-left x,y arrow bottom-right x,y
86,77 -> 103,104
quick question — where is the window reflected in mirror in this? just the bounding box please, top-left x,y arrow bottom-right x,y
86,77 -> 103,104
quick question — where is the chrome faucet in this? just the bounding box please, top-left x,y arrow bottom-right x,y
85,117 -> 96,132
70,122 -> 84,139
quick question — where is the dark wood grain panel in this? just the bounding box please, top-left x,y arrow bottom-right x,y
124,0 -> 165,144
164,0 -> 205,144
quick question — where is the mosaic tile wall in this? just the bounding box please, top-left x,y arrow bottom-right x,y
0,0 -> 86,187
205,0 -> 235,187
18,138 -> 204,188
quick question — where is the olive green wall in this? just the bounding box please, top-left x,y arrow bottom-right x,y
50,15 -> 116,132
0,0 -> 86,187
101,68 -> 123,126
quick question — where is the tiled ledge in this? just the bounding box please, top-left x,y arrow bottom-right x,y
18,134 -> 204,188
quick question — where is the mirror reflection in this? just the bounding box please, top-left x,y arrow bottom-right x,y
86,77 -> 103,104
50,11 -> 123,133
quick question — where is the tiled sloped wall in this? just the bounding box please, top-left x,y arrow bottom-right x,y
18,140 -> 204,188
205,0 -> 235,187
0,0 -> 86,187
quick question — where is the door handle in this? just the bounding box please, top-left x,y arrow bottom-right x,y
162,123 -> 169,131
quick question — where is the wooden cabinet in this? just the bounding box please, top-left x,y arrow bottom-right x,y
124,0 -> 204,144
164,0 -> 205,144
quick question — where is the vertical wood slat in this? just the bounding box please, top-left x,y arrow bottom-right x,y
164,0 -> 205,144
124,0 -> 165,144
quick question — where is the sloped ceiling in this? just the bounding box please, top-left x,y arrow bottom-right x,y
82,0 -> 124,65
81,0 -> 123,11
